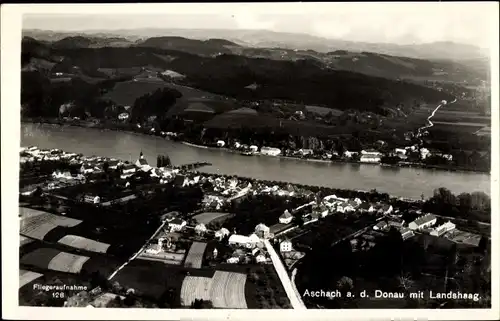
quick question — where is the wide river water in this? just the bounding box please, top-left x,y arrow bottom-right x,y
21,123 -> 490,199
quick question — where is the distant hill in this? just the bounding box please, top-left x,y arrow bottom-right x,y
21,37 -> 455,118
24,28 -> 489,61
136,36 -> 240,56
22,32 -> 489,86
50,36 -> 134,49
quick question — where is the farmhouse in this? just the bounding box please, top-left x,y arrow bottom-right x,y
118,113 -> 129,121
358,202 -> 375,213
195,223 -> 207,235
169,218 -> 187,232
260,146 -> 281,156
254,223 -> 270,238
409,214 -> 437,231
379,204 -> 393,215
400,227 -> 415,240
360,151 -> 382,163
80,164 -> 95,174
430,221 -> 456,237
83,195 -> 101,204
279,210 -> 293,224
280,239 -> 293,253
215,228 -> 230,241
228,234 -> 260,249
122,164 -> 136,174
373,221 -> 388,231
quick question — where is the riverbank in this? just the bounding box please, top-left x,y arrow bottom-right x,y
21,118 -> 490,175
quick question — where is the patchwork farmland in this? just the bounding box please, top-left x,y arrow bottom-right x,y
192,212 -> 232,225
57,235 -> 111,253
184,242 -> 207,269
20,207 -> 82,240
180,271 -> 248,308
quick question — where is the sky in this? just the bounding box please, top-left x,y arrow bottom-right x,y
21,2 -> 497,49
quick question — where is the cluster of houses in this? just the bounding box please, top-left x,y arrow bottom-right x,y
212,223 -> 273,264
371,212 -> 457,242
20,146 -> 80,164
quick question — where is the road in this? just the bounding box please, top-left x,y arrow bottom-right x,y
108,216 -> 170,280
417,98 -> 457,138
264,239 -> 307,309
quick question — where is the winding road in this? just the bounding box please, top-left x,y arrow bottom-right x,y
417,98 -> 457,138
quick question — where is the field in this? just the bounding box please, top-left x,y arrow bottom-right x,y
19,269 -> 44,288
180,271 -> 248,308
58,235 -> 111,253
20,242 -> 121,277
20,207 -> 82,240
184,242 -> 207,269
192,212 -> 231,225
102,79 -> 226,108
305,105 -> 343,116
20,235 -> 35,247
444,229 -> 482,247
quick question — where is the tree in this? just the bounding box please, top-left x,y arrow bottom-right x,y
190,299 -> 213,309
336,276 -> 354,292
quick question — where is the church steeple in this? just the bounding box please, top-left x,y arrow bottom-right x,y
140,150 -> 144,159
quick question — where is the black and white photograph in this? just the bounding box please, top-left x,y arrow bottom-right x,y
2,2 -> 499,320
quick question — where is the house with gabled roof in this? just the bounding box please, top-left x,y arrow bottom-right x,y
279,209 -> 293,224
408,214 -> 437,231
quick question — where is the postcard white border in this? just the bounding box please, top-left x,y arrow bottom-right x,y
2,2 -> 499,320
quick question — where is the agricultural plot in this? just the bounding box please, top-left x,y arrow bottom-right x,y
184,242 -> 207,269
305,105 -> 343,116
58,235 -> 111,253
445,230 -> 482,247
20,235 -> 35,247
20,208 -> 82,240
192,212 -> 231,225
19,269 -> 43,288
21,248 -> 90,274
180,271 -> 248,308
112,260 -> 191,303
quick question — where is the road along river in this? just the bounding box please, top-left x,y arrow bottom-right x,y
21,123 -> 490,199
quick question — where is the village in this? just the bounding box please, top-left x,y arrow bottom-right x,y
18,146 -> 488,309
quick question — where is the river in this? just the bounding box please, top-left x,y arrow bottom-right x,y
21,123 -> 490,199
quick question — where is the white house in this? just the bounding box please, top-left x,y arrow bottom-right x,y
299,149 -> 313,156
254,223 -> 270,238
83,195 -> 101,204
430,221 -> 456,237
260,146 -> 281,156
420,148 -> 431,160
169,218 -> 187,232
194,223 -> 207,235
227,257 -> 240,264
358,202 -> 375,213
343,150 -> 359,159
249,145 -> 259,153
379,204 -> 393,215
80,164 -> 95,174
408,214 -> 437,230
280,239 -> 293,253
373,221 -> 388,231
360,150 -> 382,163
255,254 -> 267,263
118,113 -> 129,121
122,164 -> 136,174
279,210 -> 293,224
394,148 -> 407,155
400,227 -> 415,240
228,234 -> 258,249
216,140 -> 226,147
234,142 -> 241,149
215,228 -> 230,241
